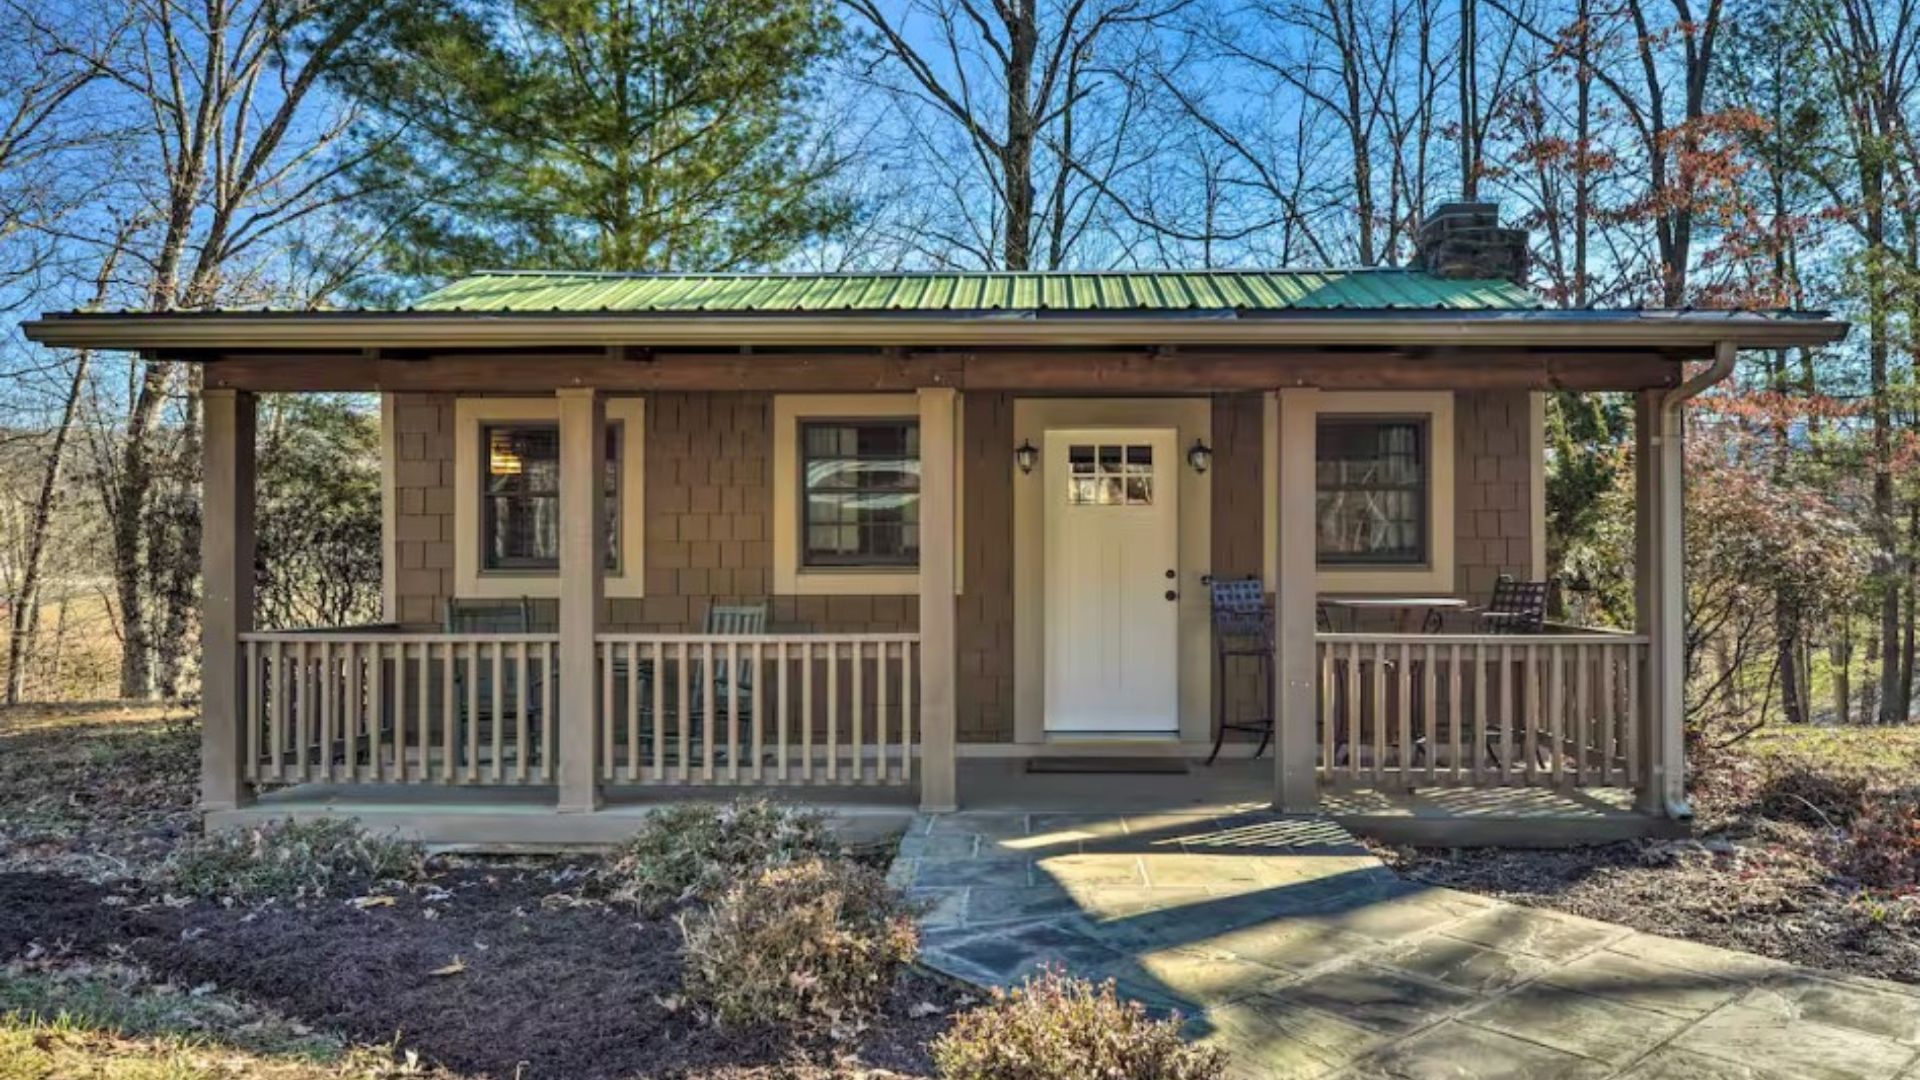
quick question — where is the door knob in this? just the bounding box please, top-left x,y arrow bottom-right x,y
1165,590 -> 1178,601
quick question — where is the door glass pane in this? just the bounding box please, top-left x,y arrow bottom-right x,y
1067,442 -> 1154,505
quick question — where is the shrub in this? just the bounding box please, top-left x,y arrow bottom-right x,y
679,858 -> 918,1031
932,968 -> 1224,1080
1842,794 -> 1920,894
602,798 -> 839,913
163,818 -> 423,902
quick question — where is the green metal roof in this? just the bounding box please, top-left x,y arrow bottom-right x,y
408,269 -> 1541,314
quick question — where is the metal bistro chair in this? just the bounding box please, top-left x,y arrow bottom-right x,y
1207,577 -> 1275,765
1478,576 -> 1550,634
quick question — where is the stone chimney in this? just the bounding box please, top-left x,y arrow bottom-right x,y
1414,201 -> 1529,285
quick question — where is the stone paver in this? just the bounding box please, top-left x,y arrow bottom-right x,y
896,810 -> 1920,1079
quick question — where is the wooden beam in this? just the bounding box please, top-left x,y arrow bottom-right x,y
200,348 -> 1682,393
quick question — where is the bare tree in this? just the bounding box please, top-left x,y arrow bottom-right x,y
70,0 -> 386,698
845,0 -> 1194,269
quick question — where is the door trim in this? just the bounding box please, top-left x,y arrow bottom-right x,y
1011,398 -> 1213,746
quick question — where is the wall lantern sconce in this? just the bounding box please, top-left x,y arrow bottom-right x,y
1187,439 -> 1213,474
1015,439 -> 1039,474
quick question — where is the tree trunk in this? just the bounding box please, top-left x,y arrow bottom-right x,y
1001,0 -> 1036,271
5,349 -> 92,704
111,360 -> 175,699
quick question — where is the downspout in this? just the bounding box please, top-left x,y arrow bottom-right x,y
1650,340 -> 1737,820
1664,340 -> 1738,414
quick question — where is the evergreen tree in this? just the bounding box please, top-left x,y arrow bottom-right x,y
331,0 -> 851,283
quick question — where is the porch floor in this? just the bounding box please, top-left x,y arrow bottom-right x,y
898,810 -> 1920,1079
212,757 -> 1678,850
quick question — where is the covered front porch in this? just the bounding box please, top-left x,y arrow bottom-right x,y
188,361 -> 1701,845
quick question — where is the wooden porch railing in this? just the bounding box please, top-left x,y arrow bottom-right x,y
594,634 -> 920,786
241,632 -> 559,785
1314,632 -> 1649,789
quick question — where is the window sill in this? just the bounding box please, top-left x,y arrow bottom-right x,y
781,568 -> 919,596
456,569 -> 644,600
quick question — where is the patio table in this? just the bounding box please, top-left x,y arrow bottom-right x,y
1320,596 -> 1467,634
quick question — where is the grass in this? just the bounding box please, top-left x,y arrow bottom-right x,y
0,962 -> 438,1079
1739,724 -> 1920,776
0,702 -> 198,877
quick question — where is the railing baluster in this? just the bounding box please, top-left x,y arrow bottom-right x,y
1597,644 -> 1614,785
776,641 -> 789,781
1371,642 -> 1386,784
726,640 -> 740,783
851,640 -> 866,783
1318,642 -> 1333,779
901,641 -> 914,782
1351,638 -> 1367,780
489,642 -> 504,783
1422,643 -> 1437,784
516,640 -> 530,783
1548,643 -> 1564,785
826,640 -> 840,783
1471,641 -> 1487,786
879,638 -> 890,780
801,640 -> 816,782
1625,644 -> 1642,785
751,642 -> 765,782
600,640 -> 615,782
346,641 -> 362,782
1448,643 -> 1463,783
370,642 -> 386,783
650,641 -> 665,782
1395,642 -> 1411,786
294,641 -> 310,781
624,641 -> 640,783
1573,643 -> 1590,786
317,641 -> 333,783
1525,644 -> 1542,786
543,641 -> 557,782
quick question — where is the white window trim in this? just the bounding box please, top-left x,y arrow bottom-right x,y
454,396 -> 646,599
772,393 -> 962,596
1265,390 -> 1456,594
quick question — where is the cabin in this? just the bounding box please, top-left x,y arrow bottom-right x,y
23,204 -> 1847,846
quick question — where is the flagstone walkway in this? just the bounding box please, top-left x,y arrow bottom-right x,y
890,810 -> 1920,1080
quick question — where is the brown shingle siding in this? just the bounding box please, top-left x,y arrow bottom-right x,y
1453,389 -> 1537,599
957,392 -> 1014,742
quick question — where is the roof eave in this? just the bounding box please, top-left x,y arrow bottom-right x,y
20,311 -> 1850,352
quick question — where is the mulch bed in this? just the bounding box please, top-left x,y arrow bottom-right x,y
0,868 -> 963,1079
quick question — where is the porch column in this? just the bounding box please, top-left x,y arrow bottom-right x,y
557,387 -> 605,813
1273,388 -> 1320,812
918,387 -> 958,812
1634,389 -> 1686,816
201,389 -> 256,811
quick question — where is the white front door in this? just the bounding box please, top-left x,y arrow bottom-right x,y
1043,429 -> 1181,734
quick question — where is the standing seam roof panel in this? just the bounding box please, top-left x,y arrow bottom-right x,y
403,269 -> 1544,313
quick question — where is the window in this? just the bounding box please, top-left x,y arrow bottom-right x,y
800,420 -> 920,567
480,423 -> 620,571
1066,443 -> 1154,505
1316,417 -> 1427,565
